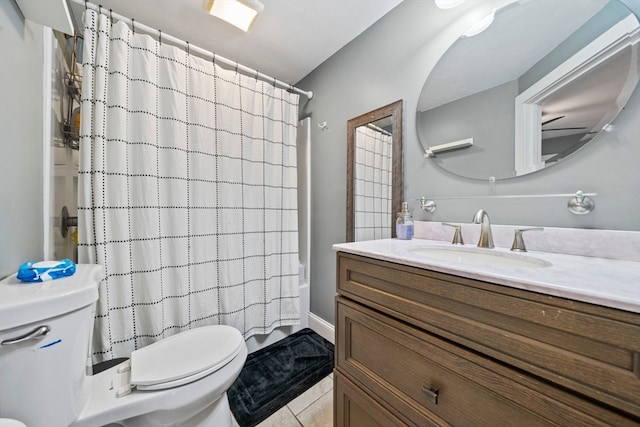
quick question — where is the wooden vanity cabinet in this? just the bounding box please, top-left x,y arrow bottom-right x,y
334,252 -> 640,426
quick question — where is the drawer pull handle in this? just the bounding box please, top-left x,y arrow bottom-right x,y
422,385 -> 439,404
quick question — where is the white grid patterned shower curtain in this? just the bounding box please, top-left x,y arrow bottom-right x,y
354,125 -> 393,241
78,10 -> 300,362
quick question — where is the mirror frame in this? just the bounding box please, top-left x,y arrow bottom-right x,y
346,100 -> 403,242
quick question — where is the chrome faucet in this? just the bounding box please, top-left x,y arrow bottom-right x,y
472,209 -> 494,248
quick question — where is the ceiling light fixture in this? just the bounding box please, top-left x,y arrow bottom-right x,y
206,0 -> 264,32
462,10 -> 495,37
435,0 -> 466,9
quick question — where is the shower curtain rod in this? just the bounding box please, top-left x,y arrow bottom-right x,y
71,0 -> 314,99
365,122 -> 392,136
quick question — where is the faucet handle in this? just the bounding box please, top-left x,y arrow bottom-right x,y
511,227 -> 544,252
442,223 -> 464,245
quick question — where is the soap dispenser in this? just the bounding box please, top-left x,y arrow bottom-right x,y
396,202 -> 414,240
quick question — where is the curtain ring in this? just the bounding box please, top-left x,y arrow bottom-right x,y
84,0 -> 87,10
235,62 -> 239,74
158,29 -> 162,44
98,4 -> 102,15
273,77 -> 277,88
186,41 -> 190,55
255,70 -> 259,81
131,18 -> 135,34
109,9 -> 113,26
212,53 -> 216,65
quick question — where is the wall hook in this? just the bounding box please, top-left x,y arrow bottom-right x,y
318,121 -> 328,131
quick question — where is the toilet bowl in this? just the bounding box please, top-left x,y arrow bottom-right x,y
0,265 -> 247,427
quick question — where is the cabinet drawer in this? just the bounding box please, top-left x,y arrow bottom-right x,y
336,297 -> 636,426
337,252 -> 640,418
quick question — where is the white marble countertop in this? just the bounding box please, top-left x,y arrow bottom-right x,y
333,238 -> 640,313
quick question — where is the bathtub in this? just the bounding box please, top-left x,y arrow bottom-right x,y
244,263 -> 310,354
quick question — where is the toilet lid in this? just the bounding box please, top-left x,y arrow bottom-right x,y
130,325 -> 243,391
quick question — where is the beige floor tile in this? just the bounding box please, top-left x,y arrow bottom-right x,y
295,390 -> 333,427
287,375 -> 334,416
255,406 -> 302,427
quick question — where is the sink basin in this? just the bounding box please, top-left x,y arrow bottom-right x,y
409,247 -> 552,269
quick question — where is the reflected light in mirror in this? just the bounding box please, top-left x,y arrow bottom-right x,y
435,0 -> 466,9
462,10 -> 495,37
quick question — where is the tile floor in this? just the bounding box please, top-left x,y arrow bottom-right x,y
232,373 -> 334,427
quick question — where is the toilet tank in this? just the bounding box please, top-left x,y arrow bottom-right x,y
0,265 -> 103,427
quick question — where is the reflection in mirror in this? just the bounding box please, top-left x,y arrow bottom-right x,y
416,0 -> 640,180
347,100 -> 402,242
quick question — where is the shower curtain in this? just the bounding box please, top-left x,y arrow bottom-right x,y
78,10 -> 300,362
354,125 -> 393,241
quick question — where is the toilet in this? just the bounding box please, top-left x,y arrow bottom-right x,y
0,264 -> 248,427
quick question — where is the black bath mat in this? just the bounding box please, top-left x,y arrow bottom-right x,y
228,328 -> 334,427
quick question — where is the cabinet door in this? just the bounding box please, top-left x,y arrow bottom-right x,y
335,372 -> 414,427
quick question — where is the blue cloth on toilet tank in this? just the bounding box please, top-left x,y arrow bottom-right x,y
17,259 -> 76,282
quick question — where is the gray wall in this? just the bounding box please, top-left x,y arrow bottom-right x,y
417,80 -> 518,180
0,1 -> 45,278
298,0 -> 640,325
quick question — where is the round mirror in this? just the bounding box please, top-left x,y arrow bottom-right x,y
416,0 -> 640,180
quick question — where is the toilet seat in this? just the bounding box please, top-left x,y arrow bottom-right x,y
130,325 -> 244,391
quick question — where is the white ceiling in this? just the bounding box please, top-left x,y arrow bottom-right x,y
67,0 -> 403,85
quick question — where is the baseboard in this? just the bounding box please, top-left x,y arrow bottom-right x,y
308,312 -> 335,345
